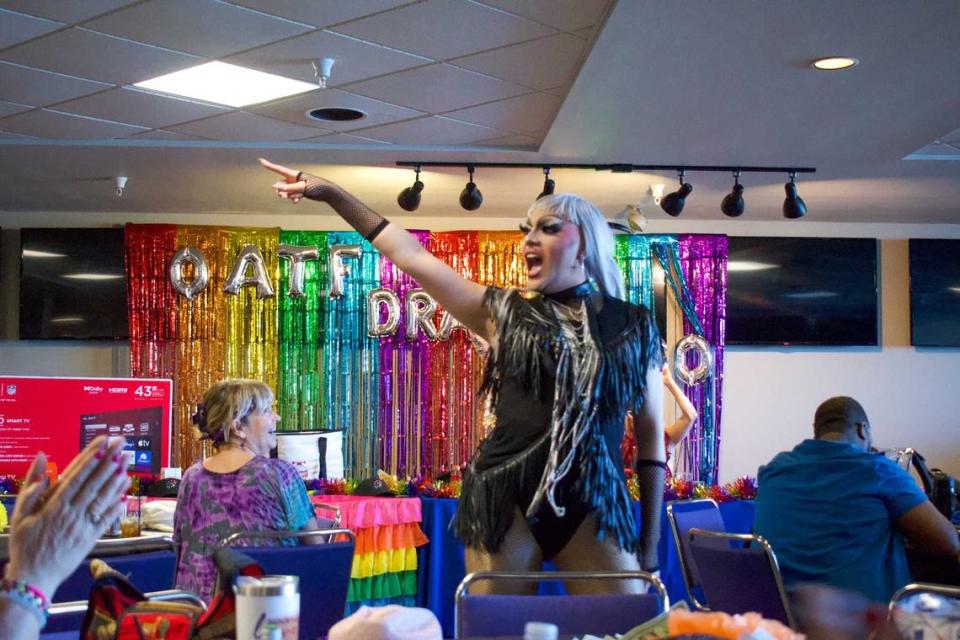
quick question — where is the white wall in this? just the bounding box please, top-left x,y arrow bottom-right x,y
1,212 -> 959,478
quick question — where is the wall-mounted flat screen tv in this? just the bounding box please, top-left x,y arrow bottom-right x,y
19,228 -> 129,340
910,238 -> 960,347
727,237 -> 879,346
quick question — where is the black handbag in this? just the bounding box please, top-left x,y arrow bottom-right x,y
910,450 -> 959,519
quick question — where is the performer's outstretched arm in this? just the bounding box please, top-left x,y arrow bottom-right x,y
633,366 -> 666,572
260,159 -> 494,343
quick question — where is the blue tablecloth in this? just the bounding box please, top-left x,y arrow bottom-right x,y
415,497 -> 756,638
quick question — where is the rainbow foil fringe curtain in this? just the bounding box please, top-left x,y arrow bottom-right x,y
126,224 -> 726,482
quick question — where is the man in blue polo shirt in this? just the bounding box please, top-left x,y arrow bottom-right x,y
754,396 -> 959,603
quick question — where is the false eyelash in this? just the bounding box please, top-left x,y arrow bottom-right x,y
519,223 -> 532,234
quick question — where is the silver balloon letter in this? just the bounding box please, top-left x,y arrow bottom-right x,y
367,288 -> 401,337
328,244 -> 362,298
278,244 -> 319,298
169,246 -> 209,301
223,244 -> 276,298
405,289 -> 439,341
672,334 -> 714,386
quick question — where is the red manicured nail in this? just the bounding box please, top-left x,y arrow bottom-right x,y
95,451 -> 105,460
115,465 -> 126,476
111,453 -> 121,463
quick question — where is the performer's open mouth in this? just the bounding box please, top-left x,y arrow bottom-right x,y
525,252 -> 543,279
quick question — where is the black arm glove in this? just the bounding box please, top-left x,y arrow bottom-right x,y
636,458 -> 667,572
299,172 -> 390,242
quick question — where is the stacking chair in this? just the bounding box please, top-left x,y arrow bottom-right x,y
454,570 -> 668,639
218,528 -> 355,640
687,528 -> 795,628
53,536 -> 177,603
666,498 -> 724,610
889,582 -> 960,636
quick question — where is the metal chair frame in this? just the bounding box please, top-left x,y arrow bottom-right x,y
454,570 -> 668,640
221,526 -> 354,547
666,498 -> 720,611
687,527 -> 796,629
889,581 -> 960,620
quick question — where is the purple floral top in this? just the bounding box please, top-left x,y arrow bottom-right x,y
172,456 -> 314,603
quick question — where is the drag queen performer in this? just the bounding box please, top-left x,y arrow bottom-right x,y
260,159 -> 667,594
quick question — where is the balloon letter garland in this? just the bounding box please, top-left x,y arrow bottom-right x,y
127,225 -> 725,480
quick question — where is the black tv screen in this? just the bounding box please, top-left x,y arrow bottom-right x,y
910,238 -> 960,347
727,237 -> 879,345
20,228 -> 129,339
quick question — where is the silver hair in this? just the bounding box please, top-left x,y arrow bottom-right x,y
527,193 -> 625,299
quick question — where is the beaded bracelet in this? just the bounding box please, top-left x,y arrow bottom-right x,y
0,579 -> 50,626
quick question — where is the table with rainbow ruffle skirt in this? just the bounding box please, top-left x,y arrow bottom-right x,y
310,495 -> 428,615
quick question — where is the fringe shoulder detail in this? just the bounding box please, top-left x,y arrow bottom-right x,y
450,431 -> 551,552
595,300 -> 663,421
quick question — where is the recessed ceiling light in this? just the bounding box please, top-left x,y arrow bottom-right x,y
811,57 -> 859,71
307,107 -> 366,122
134,61 -> 316,108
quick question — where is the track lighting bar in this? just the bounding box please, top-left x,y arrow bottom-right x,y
395,161 -> 816,174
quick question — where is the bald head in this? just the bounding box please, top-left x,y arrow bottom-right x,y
814,396 -> 871,447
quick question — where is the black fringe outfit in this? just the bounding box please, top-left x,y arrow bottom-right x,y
451,284 -> 662,560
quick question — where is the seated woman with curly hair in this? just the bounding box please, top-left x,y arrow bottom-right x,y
173,379 -> 319,603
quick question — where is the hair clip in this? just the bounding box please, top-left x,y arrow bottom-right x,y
191,403 -> 207,427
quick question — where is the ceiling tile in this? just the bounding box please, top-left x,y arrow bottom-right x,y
226,0 -> 416,28
0,27 -> 201,85
331,0 -> 555,60
353,115 -> 496,145
0,100 -> 33,118
451,32 -> 585,91
0,129 -> 34,139
346,63 -> 528,113
168,110 -> 326,141
55,87 -> 229,129
0,62 -> 110,107
0,8 -> 63,49
475,0 -> 610,32
444,92 -> 560,135
301,132 -> 392,144
83,0 -> 313,59
127,129 -> 209,140
250,89 -> 422,132
473,133 -> 539,149
0,108 -> 147,138
0,0 -> 138,24
225,29 -> 430,87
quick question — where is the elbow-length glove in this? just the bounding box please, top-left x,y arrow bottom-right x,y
299,172 -> 390,242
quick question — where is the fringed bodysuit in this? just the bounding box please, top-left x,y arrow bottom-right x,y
452,284 -> 662,560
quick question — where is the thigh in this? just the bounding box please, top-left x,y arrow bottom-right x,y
464,508 -> 543,595
552,514 -> 644,595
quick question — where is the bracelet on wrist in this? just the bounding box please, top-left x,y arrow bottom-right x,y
0,579 -> 50,626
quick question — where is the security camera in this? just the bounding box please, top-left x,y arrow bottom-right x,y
115,176 -> 128,198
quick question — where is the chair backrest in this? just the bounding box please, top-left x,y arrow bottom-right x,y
53,538 -> 177,603
454,570 -> 667,639
687,528 -> 795,628
666,499 -> 723,610
889,582 -> 960,636
219,528 -> 355,640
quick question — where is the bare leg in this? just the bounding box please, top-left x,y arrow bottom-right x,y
464,508 -> 543,595
552,515 -> 645,594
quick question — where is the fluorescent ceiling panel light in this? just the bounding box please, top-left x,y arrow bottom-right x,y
811,57 -> 859,71
727,261 -> 779,272
62,273 -> 125,280
22,249 -> 67,258
134,61 -> 315,107
50,316 -> 85,323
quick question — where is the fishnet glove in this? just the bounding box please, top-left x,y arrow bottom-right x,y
636,459 -> 667,572
298,171 -> 390,241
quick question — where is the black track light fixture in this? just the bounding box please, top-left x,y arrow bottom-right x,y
783,171 -> 807,219
537,166 -> 555,200
396,165 -> 424,212
459,165 -> 483,211
660,170 -> 693,217
721,170 -> 745,217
